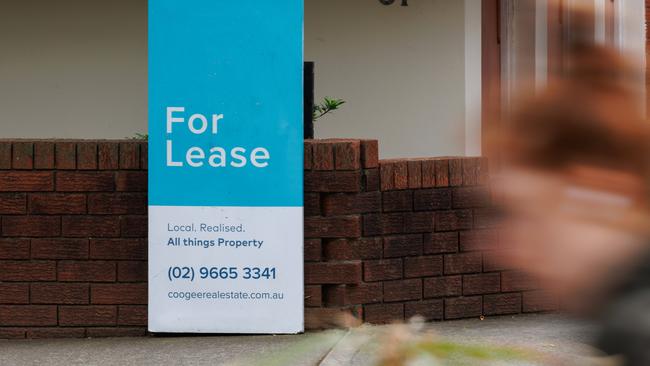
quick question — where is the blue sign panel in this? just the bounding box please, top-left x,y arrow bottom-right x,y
148,0 -> 304,333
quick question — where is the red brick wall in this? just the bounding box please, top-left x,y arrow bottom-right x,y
0,139 -> 553,339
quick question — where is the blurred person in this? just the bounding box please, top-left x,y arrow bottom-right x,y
492,5 -> 650,366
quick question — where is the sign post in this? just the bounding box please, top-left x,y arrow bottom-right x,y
148,0 -> 304,333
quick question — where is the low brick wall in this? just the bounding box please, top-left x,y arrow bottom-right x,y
0,139 -> 555,339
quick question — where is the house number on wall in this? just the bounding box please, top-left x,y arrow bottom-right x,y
379,0 -> 409,6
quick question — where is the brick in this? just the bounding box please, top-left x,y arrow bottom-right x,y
31,239 -> 88,259
88,193 -> 146,214
474,208 -> 502,229
304,262 -> 362,284
384,279 -> 422,302
139,142 -> 148,170
0,328 -> 26,339
364,169 -> 380,191
383,234 -> 422,258
445,296 -> 482,319
12,142 -> 33,169
404,256 -> 443,278
59,306 -> 117,326
304,285 -> 322,307
325,283 -> 382,306
118,305 -> 147,326
0,239 -> 30,259
463,273 -> 500,295
0,172 -> 53,191
92,283 -> 147,304
117,261 -> 147,282
0,261 -> 55,281
304,239 -> 322,262
334,140 -> 361,170
382,191 -> 412,212
434,159 -> 450,187
304,216 -> 361,238
405,212 -> 434,233
379,162 -> 394,191
449,159 -> 463,186
58,261 -> 116,282
0,142 -> 11,169
421,160 -> 436,188
501,271 -> 539,292
98,142 -> 119,170
453,187 -> 491,209
0,306 -> 57,326
0,328 -> 25,339
55,142 -> 76,169
29,193 -> 86,214
444,253 -> 482,274
26,328 -> 86,339
303,141 -> 313,170
364,259 -> 402,282
393,161 -> 408,190
380,213 -> 406,235
312,142 -> 334,170
424,232 -> 459,254
413,189 -> 451,211
322,192 -> 381,216
305,171 -> 362,192
304,193 -> 320,216
362,214 -> 382,236
362,213 -> 408,236
56,171 -> 114,192
90,239 -> 146,260
435,210 -> 472,231
483,251 -> 516,272
478,158 -> 489,183
405,299 -> 443,321
0,284 -> 29,304
462,158 -> 480,186
424,276 -> 462,298
33,142 -> 55,169
459,230 -> 498,252
305,307 -> 361,330
120,216 -> 147,238
0,193 -> 26,214
523,290 -> 559,312
364,303 -> 403,324
62,216 -> 120,238
119,142 -> 140,169
86,328 -> 146,337
2,216 -> 60,237
31,283 -> 89,304
484,293 -> 522,315
407,160 -> 422,189
77,142 -> 98,170
324,238 -> 381,261
360,140 -> 379,168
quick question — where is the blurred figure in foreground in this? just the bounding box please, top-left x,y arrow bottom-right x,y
493,9 -> 650,366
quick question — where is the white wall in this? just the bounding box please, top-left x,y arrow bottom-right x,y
0,0 -> 147,139
306,0 -> 469,158
615,0 -> 647,114
0,0 -> 474,158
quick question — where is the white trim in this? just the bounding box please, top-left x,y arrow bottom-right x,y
535,0 -> 548,90
614,0 -> 646,115
594,0 -> 607,44
464,0 -> 482,156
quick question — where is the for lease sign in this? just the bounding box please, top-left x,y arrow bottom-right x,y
148,0 -> 304,333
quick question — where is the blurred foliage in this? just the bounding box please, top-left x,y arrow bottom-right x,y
130,133 -> 148,140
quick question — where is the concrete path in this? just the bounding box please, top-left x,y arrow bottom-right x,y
0,315 -> 609,366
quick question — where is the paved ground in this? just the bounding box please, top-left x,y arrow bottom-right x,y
0,314 -> 610,366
